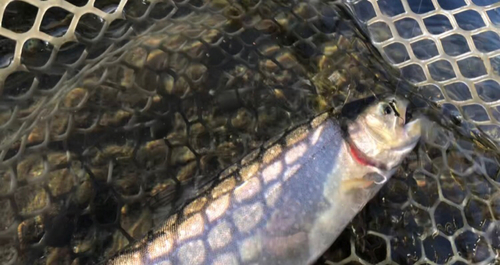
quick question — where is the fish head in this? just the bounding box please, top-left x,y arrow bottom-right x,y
348,95 -> 422,170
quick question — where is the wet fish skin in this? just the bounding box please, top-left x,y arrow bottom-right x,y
347,96 -> 422,176
108,96 -> 421,265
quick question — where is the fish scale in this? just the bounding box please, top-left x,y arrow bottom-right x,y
0,0 -> 498,265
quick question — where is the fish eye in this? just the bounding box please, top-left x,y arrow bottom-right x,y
381,103 -> 392,115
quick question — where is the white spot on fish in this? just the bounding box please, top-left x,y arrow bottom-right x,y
207,221 -> 232,250
310,125 -> 324,145
239,234 -> 263,262
234,177 -> 261,202
265,182 -> 283,207
232,202 -> 264,233
177,240 -> 205,265
206,195 -> 230,222
283,164 -> 302,181
285,143 -> 307,164
212,252 -> 239,265
147,232 -> 174,260
177,214 -> 205,242
262,161 -> 282,183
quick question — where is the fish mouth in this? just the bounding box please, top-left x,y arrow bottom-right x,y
402,117 -> 422,146
398,102 -> 423,148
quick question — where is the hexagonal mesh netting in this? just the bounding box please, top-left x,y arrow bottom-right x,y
0,0 -> 498,265
346,0 -> 500,144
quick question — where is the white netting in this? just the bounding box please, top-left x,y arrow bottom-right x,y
347,0 -> 500,143
0,0 -> 498,264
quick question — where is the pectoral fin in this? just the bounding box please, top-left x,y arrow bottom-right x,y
341,173 -> 386,192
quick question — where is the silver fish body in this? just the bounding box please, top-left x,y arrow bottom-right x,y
109,96 -> 422,265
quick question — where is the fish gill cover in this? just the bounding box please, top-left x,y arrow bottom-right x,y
0,0 -> 497,264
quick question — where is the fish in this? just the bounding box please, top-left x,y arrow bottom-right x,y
107,95 -> 422,265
